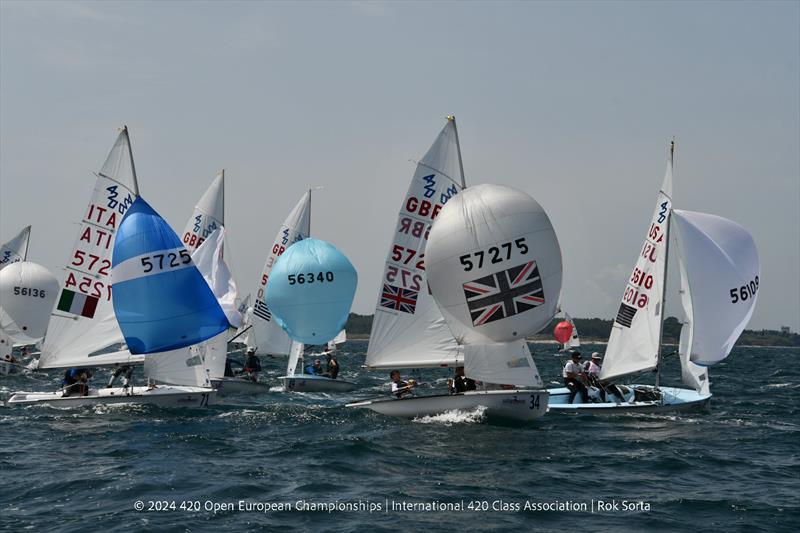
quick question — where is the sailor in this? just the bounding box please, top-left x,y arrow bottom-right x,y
390,370 -> 416,398
312,359 -> 323,375
587,352 -> 625,403
563,351 -> 589,404
239,348 -> 261,381
325,352 -> 340,380
63,367 -> 92,397
107,363 -> 134,389
449,366 -> 476,394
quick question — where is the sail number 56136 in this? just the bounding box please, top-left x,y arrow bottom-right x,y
459,238 -> 528,272
730,276 -> 758,303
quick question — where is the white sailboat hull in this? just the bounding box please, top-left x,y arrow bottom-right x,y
347,389 -> 549,421
281,374 -> 358,393
212,377 -> 272,395
6,385 -> 215,408
546,385 -> 711,413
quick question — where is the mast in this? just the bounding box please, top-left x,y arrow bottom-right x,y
655,139 -> 675,389
447,115 -> 467,189
122,125 -> 140,197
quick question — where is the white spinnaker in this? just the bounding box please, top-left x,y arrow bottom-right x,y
426,184 -> 563,345
39,129 -> 144,369
564,311 -> 580,350
243,191 -> 311,356
286,340 -> 304,376
673,209 -> 759,366
600,161 -> 672,381
0,226 -> 31,270
191,227 -> 243,328
144,331 -> 228,386
181,172 -> 224,254
0,330 -> 12,360
464,340 -> 543,388
366,120 -> 464,369
0,262 -> 59,343
677,253 -> 710,394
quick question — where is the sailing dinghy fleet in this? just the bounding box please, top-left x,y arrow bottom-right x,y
1,120 -> 760,421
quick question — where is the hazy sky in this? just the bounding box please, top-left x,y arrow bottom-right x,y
1,1 -> 798,330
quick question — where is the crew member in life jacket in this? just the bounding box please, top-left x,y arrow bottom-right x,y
563,351 -> 589,404
324,352 -> 340,380
448,366 -> 476,394
585,352 -> 625,403
390,370 -> 416,398
305,359 -> 323,375
63,367 -> 92,397
239,347 -> 262,381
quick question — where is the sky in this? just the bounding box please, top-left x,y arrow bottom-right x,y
1,1 -> 798,331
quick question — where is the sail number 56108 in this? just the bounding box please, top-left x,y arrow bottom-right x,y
459,238 -> 528,272
730,276 -> 758,303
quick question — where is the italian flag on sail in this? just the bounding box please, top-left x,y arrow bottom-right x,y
56,289 -> 99,319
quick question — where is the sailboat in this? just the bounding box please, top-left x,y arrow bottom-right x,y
268,238 -> 358,392
553,311 -> 580,353
0,226 -> 31,271
7,128 -> 222,407
548,142 -> 759,413
0,259 -> 59,374
347,117 -> 554,421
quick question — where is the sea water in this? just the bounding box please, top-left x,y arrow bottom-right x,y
1,342 -> 797,531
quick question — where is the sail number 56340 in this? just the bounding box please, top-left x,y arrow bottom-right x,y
459,238 -> 528,272
288,272 -> 334,285
730,276 -> 758,303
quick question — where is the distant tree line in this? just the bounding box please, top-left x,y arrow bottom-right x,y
345,313 -> 799,347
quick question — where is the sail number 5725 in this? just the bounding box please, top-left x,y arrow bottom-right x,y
730,276 -> 758,303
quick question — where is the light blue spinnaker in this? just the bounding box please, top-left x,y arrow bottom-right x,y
112,197 -> 230,354
266,238 -> 357,345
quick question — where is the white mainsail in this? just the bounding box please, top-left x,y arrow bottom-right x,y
39,128 -> 143,369
0,226 -> 31,270
191,227 -> 243,328
243,191 -> 311,356
144,332 -> 228,387
327,329 -> 346,351
285,340 -> 305,376
181,172 -> 225,253
564,311 -> 580,350
365,120 -> 464,369
600,158 -> 673,381
672,209 -> 759,367
464,340 -> 543,388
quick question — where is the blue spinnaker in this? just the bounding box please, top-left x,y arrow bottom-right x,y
112,197 -> 230,354
266,238 -> 357,345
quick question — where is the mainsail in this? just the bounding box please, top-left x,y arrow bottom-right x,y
39,128 -> 143,369
191,227 -> 243,328
243,191 -> 311,355
564,311 -> 580,350
365,119 -> 464,369
0,226 -> 31,270
673,209 -> 759,367
181,172 -> 224,254
600,157 -> 673,381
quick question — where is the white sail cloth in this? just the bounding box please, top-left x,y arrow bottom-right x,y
464,340 -> 543,388
564,311 -> 580,350
144,331 -> 228,387
426,183 -> 563,345
243,191 -> 311,356
286,340 -> 304,376
366,120 -> 464,369
0,262 -> 59,344
600,160 -> 673,381
673,209 -> 759,366
181,172 -> 224,253
0,226 -> 31,270
39,130 -> 143,369
191,227 -> 243,328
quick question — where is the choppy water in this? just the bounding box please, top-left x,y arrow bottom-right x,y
1,342 -> 797,532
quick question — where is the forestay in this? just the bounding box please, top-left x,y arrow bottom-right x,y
39,129 -> 143,369
191,227 -> 243,328
0,226 -> 31,270
673,209 -> 759,366
366,120 -> 464,369
266,238 -> 357,345
600,160 -> 672,381
112,197 -> 230,354
0,262 -> 59,344
426,184 -> 563,345
243,191 -> 311,356
181,172 -> 224,253
464,340 -> 543,388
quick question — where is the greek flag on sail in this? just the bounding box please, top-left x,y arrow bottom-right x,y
112,197 -> 230,354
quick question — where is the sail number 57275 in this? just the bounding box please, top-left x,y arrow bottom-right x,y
730,276 -> 758,303
459,238 -> 528,272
